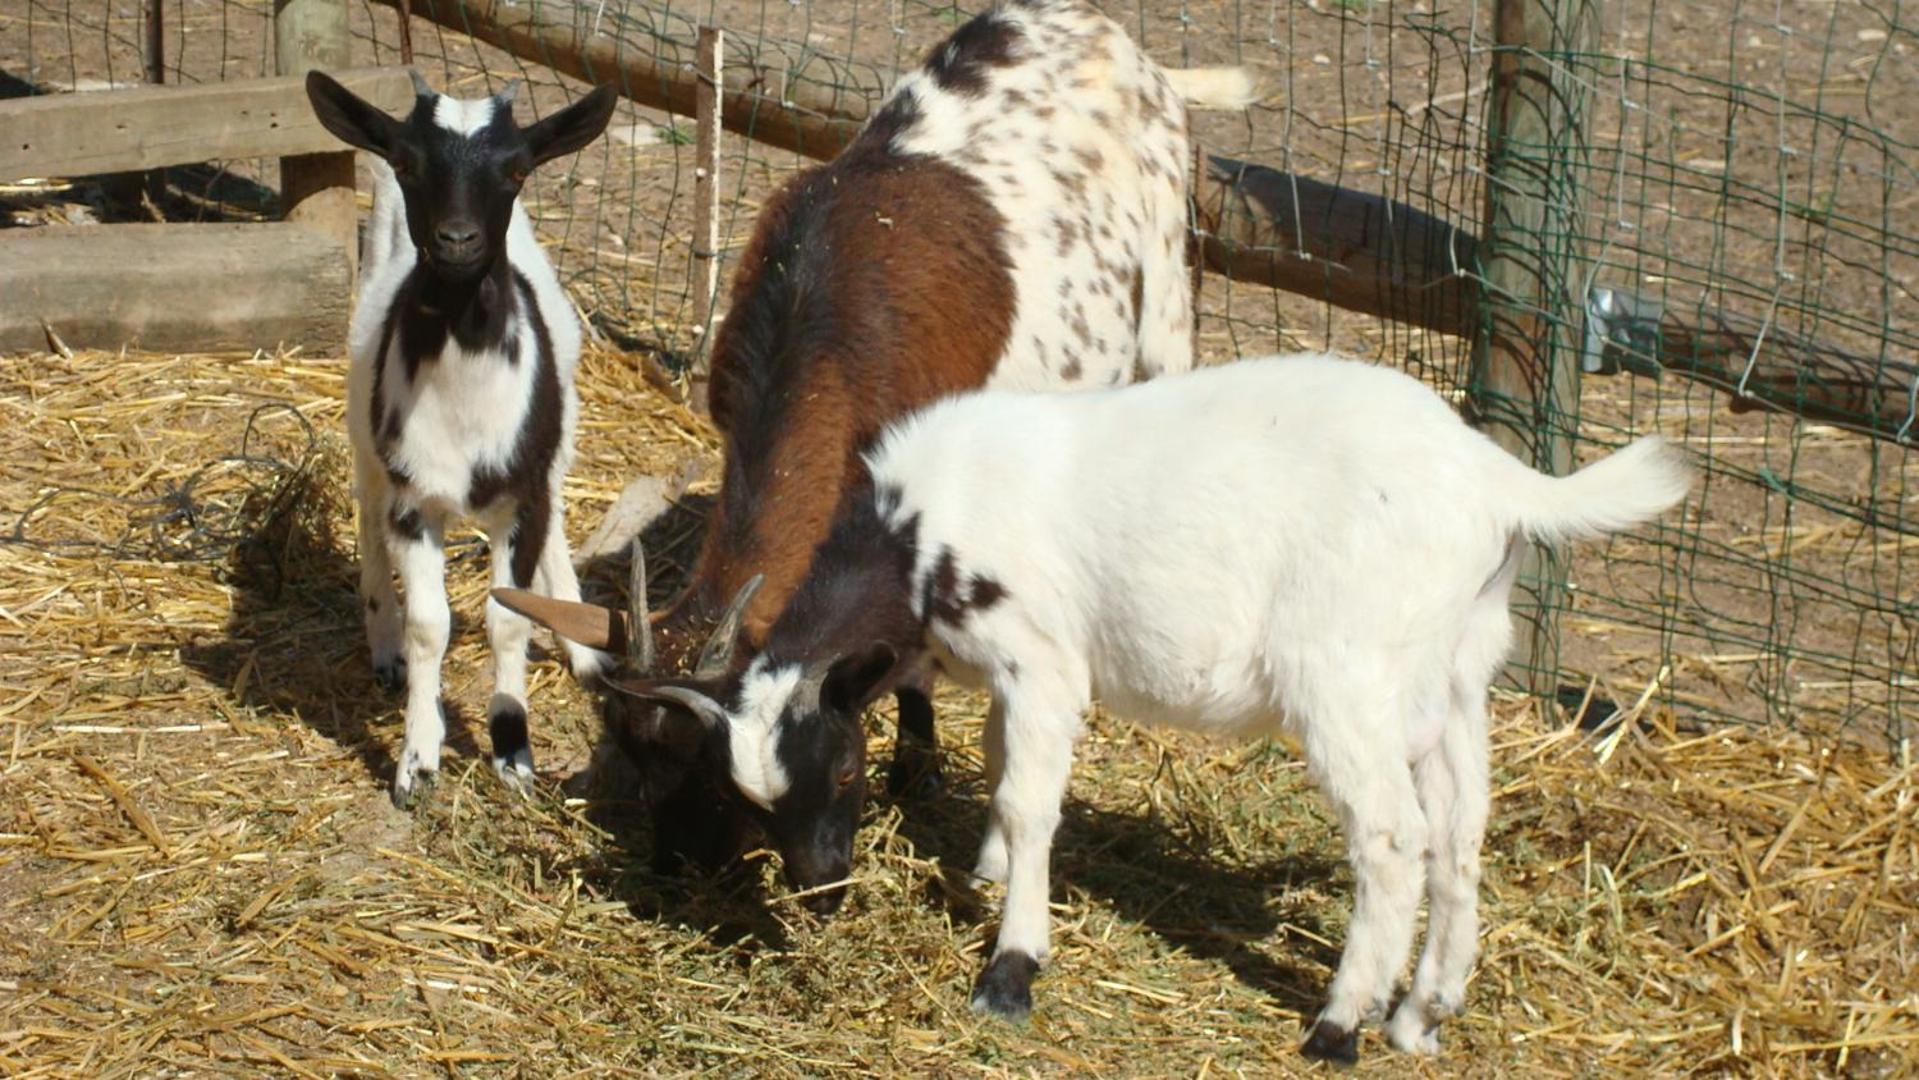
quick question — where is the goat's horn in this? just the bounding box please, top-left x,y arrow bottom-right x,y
495,78 -> 522,106
408,68 -> 435,99
627,537 -> 656,673
491,588 -> 624,653
694,573 -> 765,679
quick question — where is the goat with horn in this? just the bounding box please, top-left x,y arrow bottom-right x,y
503,0 -> 1254,908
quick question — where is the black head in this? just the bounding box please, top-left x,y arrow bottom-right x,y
305,70 -> 617,280
617,642 -> 897,915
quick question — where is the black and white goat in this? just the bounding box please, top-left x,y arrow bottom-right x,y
518,353 -> 1694,1059
306,71 -> 618,806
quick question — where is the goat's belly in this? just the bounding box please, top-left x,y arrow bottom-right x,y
1090,656 -> 1282,740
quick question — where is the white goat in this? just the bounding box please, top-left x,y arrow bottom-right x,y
306,71 -> 617,806
598,352 -> 1694,1061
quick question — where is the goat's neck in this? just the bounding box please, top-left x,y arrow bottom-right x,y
687,369 -> 865,647
403,256 -> 518,356
759,485 -> 924,671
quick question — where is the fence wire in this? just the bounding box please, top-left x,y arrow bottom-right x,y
4,0 -> 1914,744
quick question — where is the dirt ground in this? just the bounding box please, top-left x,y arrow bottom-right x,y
2,0 -> 1916,1075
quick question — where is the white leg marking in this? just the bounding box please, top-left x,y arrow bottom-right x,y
986,693 -> 1078,967
391,514 -> 449,808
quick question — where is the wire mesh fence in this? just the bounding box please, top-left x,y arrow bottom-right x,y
3,0 -> 1913,744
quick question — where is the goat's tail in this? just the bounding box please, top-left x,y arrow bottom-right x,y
1512,435 -> 1695,546
1162,66 -> 1259,111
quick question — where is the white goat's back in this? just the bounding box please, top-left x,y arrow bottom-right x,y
870,354 -> 1690,737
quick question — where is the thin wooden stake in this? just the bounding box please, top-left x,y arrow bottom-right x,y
142,0 -> 166,209
690,24 -> 723,413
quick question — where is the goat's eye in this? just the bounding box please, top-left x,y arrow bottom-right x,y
835,763 -> 859,790
507,166 -> 529,185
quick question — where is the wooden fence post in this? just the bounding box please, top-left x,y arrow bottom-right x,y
1471,0 -> 1601,701
689,25 -> 723,412
142,0 -> 166,208
275,0 -> 358,292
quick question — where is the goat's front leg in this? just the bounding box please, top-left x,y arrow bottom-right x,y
390,507 -> 449,809
354,452 -> 404,691
483,497 -> 544,796
970,690 -> 1077,1022
532,485 -> 610,684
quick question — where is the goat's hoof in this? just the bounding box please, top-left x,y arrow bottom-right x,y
373,656 -> 407,693
1385,1009 -> 1441,1056
1301,1020 -> 1360,1066
391,762 -> 436,810
492,749 -> 536,798
487,697 -> 534,797
886,754 -> 944,799
968,951 -> 1038,1023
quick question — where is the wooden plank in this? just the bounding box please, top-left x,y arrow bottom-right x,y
276,0 -> 359,288
0,67 -> 411,182
689,25 -> 724,409
1471,0 -> 1602,696
0,223 -> 351,353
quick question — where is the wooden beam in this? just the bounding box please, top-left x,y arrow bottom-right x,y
276,0 -> 358,287
0,222 -> 351,353
1472,0 -> 1602,696
0,68 -> 412,182
1194,154 -> 1478,338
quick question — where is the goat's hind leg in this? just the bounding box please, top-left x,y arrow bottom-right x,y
1300,697 -> 1430,1064
1386,684 -> 1490,1055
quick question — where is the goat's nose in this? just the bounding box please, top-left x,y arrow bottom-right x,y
435,222 -> 480,248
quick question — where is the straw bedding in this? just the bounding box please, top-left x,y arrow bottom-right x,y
0,347 -> 1913,1076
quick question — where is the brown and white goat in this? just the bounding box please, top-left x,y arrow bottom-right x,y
504,0 -> 1251,903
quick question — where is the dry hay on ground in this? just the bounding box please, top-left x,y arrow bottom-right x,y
0,348 -> 1914,1077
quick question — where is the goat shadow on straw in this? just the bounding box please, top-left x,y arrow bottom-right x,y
178,462 -> 483,789
891,751 -> 1345,1016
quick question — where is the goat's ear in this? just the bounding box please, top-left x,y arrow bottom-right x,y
523,84 -> 619,166
490,588 -> 627,654
607,679 -> 731,732
306,71 -> 403,156
823,642 -> 898,715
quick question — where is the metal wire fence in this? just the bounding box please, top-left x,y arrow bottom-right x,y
4,0 -> 1913,744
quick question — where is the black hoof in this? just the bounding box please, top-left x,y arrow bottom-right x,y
886,752 -> 945,799
1301,1020 -> 1359,1066
968,951 -> 1038,1022
374,659 -> 407,693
